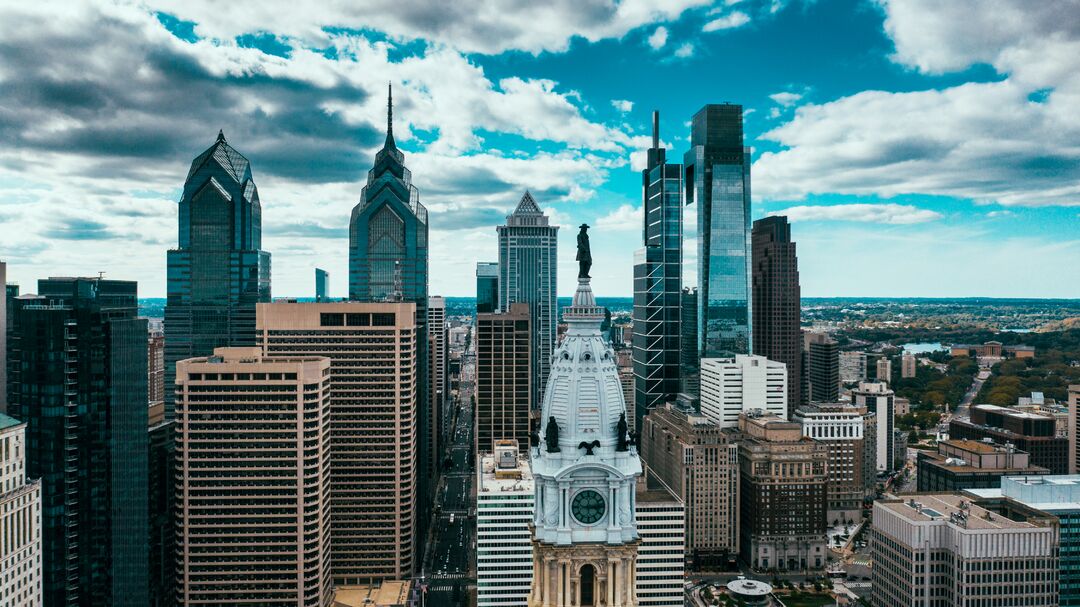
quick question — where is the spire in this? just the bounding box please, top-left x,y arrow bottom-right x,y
217,129 -> 225,143
651,111 -> 659,149
384,81 -> 396,149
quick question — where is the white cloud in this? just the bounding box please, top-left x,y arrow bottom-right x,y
986,210 -> 1014,218
612,99 -> 634,113
769,203 -> 943,224
754,0 -> 1080,207
143,0 -> 712,55
595,204 -> 642,231
703,11 -> 750,31
673,42 -> 695,58
768,91 -> 802,107
647,26 -> 668,50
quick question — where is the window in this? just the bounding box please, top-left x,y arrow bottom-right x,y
320,313 -> 345,326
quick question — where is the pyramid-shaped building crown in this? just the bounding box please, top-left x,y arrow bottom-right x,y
506,191 -> 549,227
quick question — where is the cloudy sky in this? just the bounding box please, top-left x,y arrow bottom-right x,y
1,0 -> 1078,299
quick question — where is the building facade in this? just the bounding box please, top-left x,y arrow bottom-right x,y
851,381 -> 896,473
950,404 -> 1069,474
428,295 -> 447,484
679,287 -> 699,397
498,192 -> 558,414
751,216 -> 801,416
8,277 -> 149,607
148,330 -> 165,409
476,261 -> 500,314
900,352 -> 917,378
477,441 -> 535,607
917,439 -> 1048,492
632,111 -> 683,430
0,414 -> 42,607
476,303 -> 532,454
634,478 -> 685,607
839,351 -> 867,385
699,355 -> 787,429
736,414 -> 828,571
684,104 -> 752,360
0,261 -> 5,413
1071,386 -> 1080,474
871,494 -> 1059,607
805,333 -> 838,403
175,348 -> 332,606
257,302 -> 418,582
875,357 -> 892,384
640,403 -> 739,567
528,272 -> 641,607
165,131 -> 271,421
794,403 -> 871,523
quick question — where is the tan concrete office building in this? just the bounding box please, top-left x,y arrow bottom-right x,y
175,348 -> 332,606
257,302 -> 418,583
476,303 -> 532,454
0,413 -> 42,607
871,494 -> 1058,607
794,403 -> 871,523
640,402 -> 739,567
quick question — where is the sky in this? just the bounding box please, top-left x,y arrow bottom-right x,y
0,0 -> 1078,299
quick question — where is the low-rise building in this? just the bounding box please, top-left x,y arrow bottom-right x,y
950,404 -> 1069,474
871,494 -> 1059,607
917,439 -> 1049,492
0,414 -> 42,607
950,341 -> 1035,359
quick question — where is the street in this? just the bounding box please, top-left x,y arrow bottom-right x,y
422,335 -> 476,607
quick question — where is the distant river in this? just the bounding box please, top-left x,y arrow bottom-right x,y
901,342 -> 945,354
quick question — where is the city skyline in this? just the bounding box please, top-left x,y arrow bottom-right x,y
1,1 -> 1078,299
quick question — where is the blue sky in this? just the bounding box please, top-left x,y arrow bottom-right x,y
0,0 -> 1077,298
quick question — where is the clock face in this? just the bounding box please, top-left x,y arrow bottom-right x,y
571,489 -> 606,525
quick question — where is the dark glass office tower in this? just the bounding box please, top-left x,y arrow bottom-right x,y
497,192 -> 558,411
8,277 -> 148,607
680,287 -> 700,398
806,333 -> 839,403
476,261 -> 499,314
165,131 -> 271,420
348,84 -> 432,556
752,216 -> 802,415
684,104 -> 752,359
315,268 -> 330,302
632,111 -> 683,429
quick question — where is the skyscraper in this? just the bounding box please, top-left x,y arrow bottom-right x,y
852,381 -> 896,473
805,332 -> 839,403
316,267 -> 330,302
257,302 -> 418,582
901,351 -> 917,378
680,287 -> 700,397
477,441 -> 534,607
0,413 -> 42,607
175,348 -> 332,606
684,104 -> 752,360
476,261 -> 499,314
632,111 -> 683,430
165,131 -> 271,421
8,277 -> 148,607
751,216 -> 801,414
794,403 -> 872,523
498,192 -> 558,411
476,303 -> 532,453
348,85 -> 431,543
428,295 -> 447,483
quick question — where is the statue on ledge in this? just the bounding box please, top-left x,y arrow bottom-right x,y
616,413 -> 629,452
545,416 -> 561,453
576,224 -> 592,279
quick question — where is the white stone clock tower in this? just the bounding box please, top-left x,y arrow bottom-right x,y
528,265 -> 642,607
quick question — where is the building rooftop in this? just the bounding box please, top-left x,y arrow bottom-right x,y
0,412 -> 25,431
478,451 -> 534,493
878,494 -> 1038,529
333,581 -> 412,607
972,404 -> 1051,421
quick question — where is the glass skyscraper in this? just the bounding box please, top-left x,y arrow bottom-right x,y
8,277 -> 149,607
684,104 -> 752,359
497,192 -> 558,411
165,131 -> 271,421
632,111 -> 683,429
476,261 -> 499,314
348,85 -> 433,545
752,215 -> 802,414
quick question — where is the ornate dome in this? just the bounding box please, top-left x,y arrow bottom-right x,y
539,279 -> 628,455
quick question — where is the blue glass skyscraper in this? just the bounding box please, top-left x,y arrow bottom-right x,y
348,84 -> 433,545
632,111 -> 683,429
684,104 -> 752,359
165,131 -> 271,420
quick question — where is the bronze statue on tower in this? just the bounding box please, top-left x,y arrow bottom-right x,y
576,224 -> 592,279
